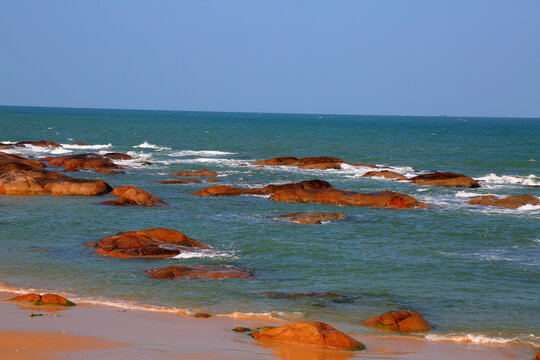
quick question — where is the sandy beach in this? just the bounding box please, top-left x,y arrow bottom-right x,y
0,291 -> 535,360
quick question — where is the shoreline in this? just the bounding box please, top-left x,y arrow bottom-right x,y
0,290 -> 535,360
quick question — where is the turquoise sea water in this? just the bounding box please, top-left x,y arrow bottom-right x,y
0,106 -> 538,347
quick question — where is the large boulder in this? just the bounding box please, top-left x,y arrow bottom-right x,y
466,194 -> 539,209
45,153 -> 121,171
0,151 -> 46,171
252,156 -> 345,170
252,157 -> 300,166
270,189 -> 429,209
409,172 -> 480,188
251,321 -> 365,351
169,169 -> 219,177
15,140 -> 62,148
9,293 -> 76,306
274,212 -> 347,224
361,170 -> 406,180
86,228 -> 209,258
0,168 -> 112,196
102,185 -> 167,206
193,179 -> 333,197
362,311 -> 431,332
103,152 -> 133,160
145,265 -> 250,279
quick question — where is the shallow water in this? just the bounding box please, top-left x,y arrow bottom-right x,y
0,106 -> 538,347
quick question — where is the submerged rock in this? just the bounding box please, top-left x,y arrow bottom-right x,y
102,185 -> 167,206
145,265 -> 250,279
45,153 -> 122,171
270,189 -> 429,209
193,179 -> 333,197
251,321 -> 365,351
361,170 -> 405,180
409,172 -> 480,188
9,293 -> 76,306
86,228 -> 209,258
362,311 -> 431,332
169,169 -> 219,177
466,194 -> 539,209
274,211 -> 346,224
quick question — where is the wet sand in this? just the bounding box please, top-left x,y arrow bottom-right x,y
0,291 -> 535,360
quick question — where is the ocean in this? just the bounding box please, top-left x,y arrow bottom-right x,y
0,106 -> 538,347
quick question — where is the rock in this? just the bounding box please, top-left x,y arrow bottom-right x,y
252,157 -> 300,166
409,172 -> 480,188
169,169 -> 219,177
270,189 -> 429,209
251,321 -> 365,351
145,265 -> 251,279
46,154 -> 122,171
103,152 -> 133,160
92,169 -> 125,174
15,141 -> 62,148
193,179 -> 333,197
274,212 -> 346,224
362,311 -> 431,332
158,179 -> 202,184
204,178 -> 220,183
9,293 -> 76,306
87,228 -> 209,258
194,312 -> 213,319
536,351 -> 540,360
0,151 -> 46,171
466,194 -> 539,209
361,170 -> 405,179
71,142 -> 88,145
348,163 -> 378,168
103,185 -> 167,206
232,327 -> 252,332
0,168 -> 112,196
296,157 -> 344,170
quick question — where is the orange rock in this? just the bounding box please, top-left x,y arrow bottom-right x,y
252,157 -> 300,166
296,157 -> 344,170
194,312 -> 212,318
9,293 -> 76,306
362,311 -> 431,332
169,169 -> 219,177
466,194 -> 539,209
204,178 -> 220,183
15,141 -> 62,148
145,265 -> 250,279
274,212 -> 346,224
0,151 -> 46,171
103,186 -> 167,206
409,172 -> 480,188
361,170 -> 405,179
270,189 -> 429,209
87,228 -> 209,258
193,180 -> 333,197
251,321 -> 365,350
103,152 -> 133,160
92,169 -> 125,174
536,351 -> 540,360
46,154 -> 121,171
158,179 -> 202,184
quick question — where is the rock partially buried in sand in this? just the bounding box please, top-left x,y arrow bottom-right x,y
409,172 -> 480,188
362,311 -> 431,332
9,293 -> 76,306
361,170 -> 406,180
102,185 -> 167,206
194,312 -> 213,318
251,321 -> 365,351
274,211 -> 346,224
169,169 -> 219,177
86,228 -> 210,258
145,265 -> 251,279
466,194 -> 539,209
0,168 -> 112,196
193,179 -> 333,197
270,189 -> 429,209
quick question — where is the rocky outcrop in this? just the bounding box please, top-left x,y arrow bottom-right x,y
8,293 -> 76,306
270,189 -> 429,209
251,321 -> 365,350
274,212 -> 346,224
86,228 -> 209,258
252,156 -> 378,170
158,179 -> 202,184
409,172 -> 480,188
169,169 -> 219,177
102,185 -> 167,206
16,141 -> 62,148
362,311 -> 431,332
466,194 -> 539,209
0,168 -> 112,196
44,153 -> 122,171
145,265 -> 250,279
193,180 -> 333,197
0,151 -> 46,171
361,170 -> 405,180
103,153 -> 133,160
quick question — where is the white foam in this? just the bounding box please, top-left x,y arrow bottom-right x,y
425,333 -> 516,344
169,150 -> 238,157
476,173 -> 539,186
157,157 -> 249,167
455,191 -> 495,198
134,141 -> 171,151
517,204 -> 540,211
173,249 -> 238,260
416,188 -> 430,192
61,143 -> 113,150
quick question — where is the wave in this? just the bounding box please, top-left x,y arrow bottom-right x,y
61,143 -> 113,150
134,141 -> 171,151
476,173 -> 540,186
168,150 -> 238,157
425,333 -> 539,347
156,157 -> 249,167
173,249 -> 238,260
455,191 -> 496,198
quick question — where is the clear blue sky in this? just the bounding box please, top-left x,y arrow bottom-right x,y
1,1 -> 539,117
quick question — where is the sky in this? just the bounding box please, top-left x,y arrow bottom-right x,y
1,1 -> 539,117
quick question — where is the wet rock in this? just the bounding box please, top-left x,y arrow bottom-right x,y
103,152 -> 133,160
270,189 -> 429,209
0,168 -> 112,196
466,194 -> 539,209
361,170 -> 405,180
15,141 -> 62,148
252,157 -> 300,166
252,156 -> 377,170
45,153 -> 122,171
194,312 -> 213,319
158,179 -> 202,184
251,321 -> 365,351
204,178 -> 220,183
348,162 -> 378,168
0,151 -> 46,171
9,293 -> 76,306
193,179 -> 333,197
145,265 -> 250,279
92,169 -> 125,174
362,311 -> 431,332
274,211 -> 346,224
409,172 -> 480,188
232,327 -> 252,332
169,169 -> 219,177
102,185 -> 167,206
87,228 -> 209,258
